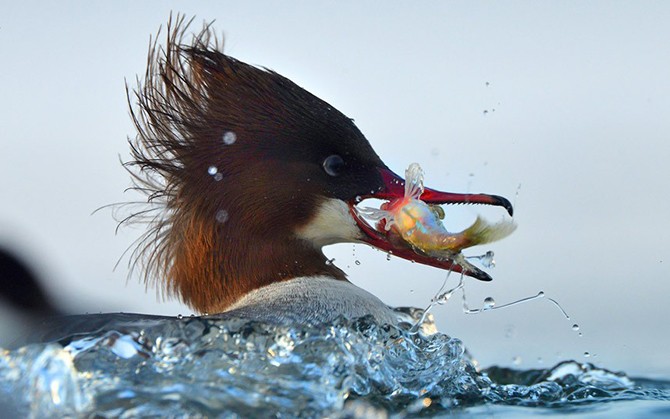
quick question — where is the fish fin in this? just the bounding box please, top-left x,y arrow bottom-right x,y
358,207 -> 397,232
404,163 -> 424,200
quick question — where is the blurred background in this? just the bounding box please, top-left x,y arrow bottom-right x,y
1,2 -> 669,377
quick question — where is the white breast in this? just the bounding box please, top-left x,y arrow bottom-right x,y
223,276 -> 399,325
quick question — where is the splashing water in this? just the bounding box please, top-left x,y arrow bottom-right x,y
1,311 -> 666,417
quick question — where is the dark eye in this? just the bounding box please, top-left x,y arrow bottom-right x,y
322,154 -> 345,177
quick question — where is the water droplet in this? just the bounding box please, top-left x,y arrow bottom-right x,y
410,289 -> 414,294
485,81 -> 490,87
483,110 -> 489,115
216,209 -> 229,224
213,173 -> 223,181
538,291 -> 545,297
578,332 -> 583,337
572,324 -> 580,331
537,357 -> 543,364
584,351 -> 591,358
207,166 -> 218,175
354,260 -> 361,266
222,131 -> 237,145
481,251 -> 495,268
512,356 -> 522,365
386,253 -> 392,261
483,297 -> 496,309
325,258 -> 335,266
354,195 -> 362,203
177,314 -> 183,320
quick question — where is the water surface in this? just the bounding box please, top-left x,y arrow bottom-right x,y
1,311 -> 668,417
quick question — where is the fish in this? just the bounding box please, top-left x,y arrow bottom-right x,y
362,163 -> 516,265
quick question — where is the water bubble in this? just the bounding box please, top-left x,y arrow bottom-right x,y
222,131 -> 237,145
572,324 -> 580,331
354,260 -> 361,266
483,297 -> 496,309
213,173 -> 223,181
216,210 -> 229,224
207,166 -> 218,175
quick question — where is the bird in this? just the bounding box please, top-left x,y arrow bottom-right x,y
0,16 -> 513,333
119,15 -> 513,326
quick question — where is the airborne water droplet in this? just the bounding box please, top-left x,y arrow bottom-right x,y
386,253 -> 392,261
213,173 -> 223,181
354,260 -> 361,265
222,131 -> 237,145
481,251 -> 495,268
572,324 -> 580,331
207,166 -> 218,175
584,351 -> 591,358
483,297 -> 496,309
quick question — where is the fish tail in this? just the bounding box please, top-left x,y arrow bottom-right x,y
461,216 -> 517,247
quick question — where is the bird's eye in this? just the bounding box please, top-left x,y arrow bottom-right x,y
322,154 -> 345,177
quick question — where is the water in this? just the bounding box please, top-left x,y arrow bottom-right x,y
0,310 -> 668,418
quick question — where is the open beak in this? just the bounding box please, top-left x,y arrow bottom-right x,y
349,168 -> 514,281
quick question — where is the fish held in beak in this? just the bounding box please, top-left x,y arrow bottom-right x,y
350,163 -> 516,281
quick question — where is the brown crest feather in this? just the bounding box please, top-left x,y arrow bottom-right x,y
123,14 -> 347,313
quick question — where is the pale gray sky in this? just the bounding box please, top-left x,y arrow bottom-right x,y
2,2 -> 669,376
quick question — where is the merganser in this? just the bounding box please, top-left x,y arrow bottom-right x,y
122,16 -> 513,325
